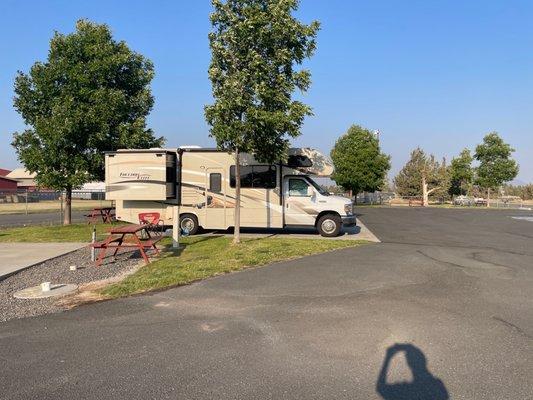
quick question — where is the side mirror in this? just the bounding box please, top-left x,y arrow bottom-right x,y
307,186 -> 314,197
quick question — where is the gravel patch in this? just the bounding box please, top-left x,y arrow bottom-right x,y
0,247 -> 146,322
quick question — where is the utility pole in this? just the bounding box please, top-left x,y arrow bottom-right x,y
172,205 -> 180,249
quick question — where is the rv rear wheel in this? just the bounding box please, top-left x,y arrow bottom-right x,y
317,214 -> 342,237
179,214 -> 199,235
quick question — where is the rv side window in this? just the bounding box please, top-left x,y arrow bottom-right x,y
209,173 -> 222,193
230,165 -> 276,189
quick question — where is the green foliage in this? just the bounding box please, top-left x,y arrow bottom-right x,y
330,125 -> 390,196
0,222 -> 121,243
394,148 -> 445,197
503,184 -> 533,200
474,132 -> 519,190
204,0 -> 320,162
432,157 -> 451,200
449,148 -> 474,196
12,19 -> 164,191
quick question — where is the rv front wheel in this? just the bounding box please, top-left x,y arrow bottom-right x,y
179,214 -> 199,235
317,214 -> 341,237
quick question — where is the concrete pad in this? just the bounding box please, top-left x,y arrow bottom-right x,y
0,243 -> 86,280
13,283 -> 78,299
199,218 -> 380,242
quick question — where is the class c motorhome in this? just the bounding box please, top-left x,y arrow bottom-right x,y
105,147 -> 355,237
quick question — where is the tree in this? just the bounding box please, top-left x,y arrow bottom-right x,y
503,184 -> 533,200
448,149 -> 474,196
330,125 -> 390,201
205,0 -> 319,243
474,132 -> 519,206
432,157 -> 451,201
394,148 -> 445,206
12,20 -> 164,224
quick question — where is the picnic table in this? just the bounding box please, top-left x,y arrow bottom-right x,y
91,223 -> 162,267
85,207 -> 115,224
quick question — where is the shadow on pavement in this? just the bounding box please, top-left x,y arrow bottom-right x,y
376,343 -> 449,400
201,225 -> 361,237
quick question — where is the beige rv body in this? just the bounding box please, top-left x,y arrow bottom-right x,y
105,148 -> 355,234
105,151 -> 176,201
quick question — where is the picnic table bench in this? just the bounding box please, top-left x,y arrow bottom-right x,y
91,223 -> 162,267
85,207 -> 115,224
408,198 -> 423,207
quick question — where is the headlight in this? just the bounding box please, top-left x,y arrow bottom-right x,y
344,203 -> 353,215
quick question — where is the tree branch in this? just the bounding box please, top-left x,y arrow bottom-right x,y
427,186 -> 440,195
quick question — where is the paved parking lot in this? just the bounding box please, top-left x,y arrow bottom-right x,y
1,207 -> 532,399
202,219 -> 380,242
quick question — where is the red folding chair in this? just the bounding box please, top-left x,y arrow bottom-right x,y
138,212 -> 165,236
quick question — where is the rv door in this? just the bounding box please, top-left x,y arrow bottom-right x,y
204,168 -> 227,229
283,177 -> 317,226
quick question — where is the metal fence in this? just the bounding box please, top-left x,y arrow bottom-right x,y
0,189 -> 111,225
388,195 -> 532,209
355,192 -> 396,205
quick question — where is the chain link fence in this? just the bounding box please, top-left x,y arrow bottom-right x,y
354,192 -> 396,205
0,189 -> 112,225
388,195 -> 531,209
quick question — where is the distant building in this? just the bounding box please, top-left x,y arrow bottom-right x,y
0,176 -> 18,190
0,168 -> 12,176
6,168 -> 38,190
73,181 -> 105,199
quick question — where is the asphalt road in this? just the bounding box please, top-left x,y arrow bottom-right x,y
1,207 -> 532,399
0,210 -> 86,227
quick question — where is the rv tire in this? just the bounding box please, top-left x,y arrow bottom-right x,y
180,214 -> 199,235
317,213 -> 342,237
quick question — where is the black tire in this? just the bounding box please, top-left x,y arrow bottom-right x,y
317,214 -> 342,237
179,214 -> 199,235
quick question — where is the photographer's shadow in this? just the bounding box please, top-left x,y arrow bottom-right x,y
376,343 -> 449,400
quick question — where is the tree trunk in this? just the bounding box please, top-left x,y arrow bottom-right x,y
422,174 -> 428,207
487,187 -> 491,208
63,187 -> 72,225
233,148 -> 241,244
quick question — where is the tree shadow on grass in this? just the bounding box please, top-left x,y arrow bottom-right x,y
376,343 -> 449,400
160,233 -> 225,257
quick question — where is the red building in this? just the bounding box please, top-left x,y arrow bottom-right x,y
0,168 -> 12,177
0,176 -> 18,190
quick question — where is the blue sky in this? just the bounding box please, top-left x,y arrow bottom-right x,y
1,0 -> 532,182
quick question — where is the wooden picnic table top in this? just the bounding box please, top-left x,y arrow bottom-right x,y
90,207 -> 115,211
108,223 -> 149,234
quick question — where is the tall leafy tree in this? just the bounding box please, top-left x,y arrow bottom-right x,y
12,20 -> 164,224
432,157 -> 451,201
448,148 -> 474,196
205,0 -> 319,243
474,132 -> 518,206
330,125 -> 390,201
504,184 -> 533,200
394,148 -> 445,206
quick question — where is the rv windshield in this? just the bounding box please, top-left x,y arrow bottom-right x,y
307,178 -> 330,196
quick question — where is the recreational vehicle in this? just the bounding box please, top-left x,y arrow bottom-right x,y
105,147 -> 355,237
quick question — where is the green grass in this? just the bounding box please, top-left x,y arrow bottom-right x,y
0,222 -> 119,243
0,223 -> 368,299
101,236 -> 367,298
